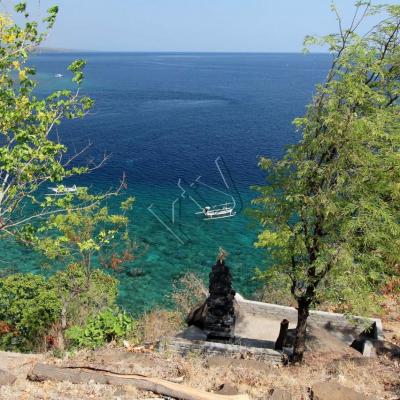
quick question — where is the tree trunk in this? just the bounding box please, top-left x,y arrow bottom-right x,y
293,299 -> 310,363
57,303 -> 67,351
29,363 -> 250,400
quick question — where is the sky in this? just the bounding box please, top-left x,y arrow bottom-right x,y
1,0 -> 396,52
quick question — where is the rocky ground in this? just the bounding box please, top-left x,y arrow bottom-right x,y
0,331 -> 399,400
0,298 -> 398,400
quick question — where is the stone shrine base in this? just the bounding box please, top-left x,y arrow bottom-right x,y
161,294 -> 383,364
162,325 -> 286,365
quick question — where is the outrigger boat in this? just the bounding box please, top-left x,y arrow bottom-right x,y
47,185 -> 77,196
189,176 -> 237,220
198,204 -> 236,220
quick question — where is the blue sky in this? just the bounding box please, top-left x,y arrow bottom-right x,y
3,0 -> 394,52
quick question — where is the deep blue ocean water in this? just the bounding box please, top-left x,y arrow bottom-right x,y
1,53 -> 331,313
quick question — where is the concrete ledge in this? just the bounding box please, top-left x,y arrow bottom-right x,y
161,337 -> 285,365
235,295 -> 383,341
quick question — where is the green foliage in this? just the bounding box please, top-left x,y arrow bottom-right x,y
33,196 -> 135,277
0,265 -> 119,352
0,3 -> 94,238
49,264 -> 118,327
0,274 -> 61,351
0,3 -> 136,354
253,2 -> 400,317
65,308 -> 137,350
68,59 -> 86,85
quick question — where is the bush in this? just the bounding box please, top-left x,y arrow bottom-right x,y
49,264 -> 118,328
0,266 -> 120,352
65,308 -> 137,349
0,274 -> 61,352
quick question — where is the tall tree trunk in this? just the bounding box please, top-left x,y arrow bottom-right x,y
293,298 -> 310,363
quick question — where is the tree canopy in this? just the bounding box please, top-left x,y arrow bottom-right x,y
0,3 -> 95,238
253,1 -> 400,362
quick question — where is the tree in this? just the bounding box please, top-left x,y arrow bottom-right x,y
34,195 -> 134,349
253,2 -> 400,363
0,2 -> 130,351
35,195 -> 134,278
48,264 -> 119,350
0,2 -> 104,240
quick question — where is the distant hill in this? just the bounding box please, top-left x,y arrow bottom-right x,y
35,47 -> 95,53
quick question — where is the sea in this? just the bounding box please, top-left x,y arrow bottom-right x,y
1,53 -> 331,313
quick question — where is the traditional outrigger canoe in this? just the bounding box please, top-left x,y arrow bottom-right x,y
197,204 -> 236,220
47,185 -> 77,196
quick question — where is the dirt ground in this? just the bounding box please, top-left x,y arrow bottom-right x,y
0,299 -> 399,400
1,335 -> 399,400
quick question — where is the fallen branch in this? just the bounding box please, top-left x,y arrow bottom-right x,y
28,363 -> 249,400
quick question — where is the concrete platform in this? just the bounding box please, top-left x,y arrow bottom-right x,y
163,295 -> 383,362
234,295 -> 383,354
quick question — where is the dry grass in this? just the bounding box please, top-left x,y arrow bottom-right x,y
2,344 -> 398,400
133,272 -> 208,345
165,351 -> 399,400
137,309 -> 183,343
171,272 -> 208,318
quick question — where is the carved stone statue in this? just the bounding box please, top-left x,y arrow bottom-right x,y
203,257 -> 236,340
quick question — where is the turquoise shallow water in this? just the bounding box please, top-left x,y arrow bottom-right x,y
0,53 -> 330,313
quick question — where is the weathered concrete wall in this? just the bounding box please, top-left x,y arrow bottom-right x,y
235,294 -> 384,342
162,337 -> 285,365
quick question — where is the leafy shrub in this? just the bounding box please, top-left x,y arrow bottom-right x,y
0,274 -> 61,351
49,264 -> 118,328
65,308 -> 136,349
0,266 -> 120,352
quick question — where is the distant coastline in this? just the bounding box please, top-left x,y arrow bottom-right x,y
35,47 -> 97,54
36,47 -> 329,55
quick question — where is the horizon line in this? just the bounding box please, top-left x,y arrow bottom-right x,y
37,48 -> 330,55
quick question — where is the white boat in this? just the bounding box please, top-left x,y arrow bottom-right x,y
191,175 -> 237,220
55,73 -> 63,78
202,204 -> 236,220
177,159 -> 238,221
47,185 -> 77,196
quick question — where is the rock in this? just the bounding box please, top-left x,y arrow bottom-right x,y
268,388 -> 292,399
126,268 -> 145,277
311,382 -> 373,400
362,340 -> 376,357
0,351 -> 43,378
351,338 -> 399,359
186,301 -> 208,329
215,383 -> 239,395
0,369 -> 16,386
306,326 -> 361,357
